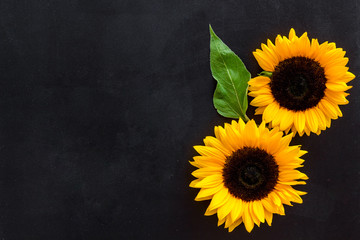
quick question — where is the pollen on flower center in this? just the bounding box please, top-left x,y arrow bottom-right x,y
271,56 -> 327,111
223,147 -> 279,202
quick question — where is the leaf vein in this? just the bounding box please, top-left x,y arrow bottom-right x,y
213,41 -> 243,114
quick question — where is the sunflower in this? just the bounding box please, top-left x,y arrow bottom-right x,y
189,119 -> 308,232
249,28 -> 355,136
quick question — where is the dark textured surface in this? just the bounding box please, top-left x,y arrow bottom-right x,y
0,0 -> 359,239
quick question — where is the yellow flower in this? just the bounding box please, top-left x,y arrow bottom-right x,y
189,119 -> 308,232
249,28 -> 355,136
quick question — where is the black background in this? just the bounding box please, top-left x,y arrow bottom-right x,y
0,0 -> 359,239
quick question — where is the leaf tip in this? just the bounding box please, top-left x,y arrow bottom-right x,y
209,24 -> 216,38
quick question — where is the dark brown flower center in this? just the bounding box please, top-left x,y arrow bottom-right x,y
270,56 -> 327,111
222,147 -> 279,201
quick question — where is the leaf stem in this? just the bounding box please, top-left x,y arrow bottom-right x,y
243,114 -> 250,122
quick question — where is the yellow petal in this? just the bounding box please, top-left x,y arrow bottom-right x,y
324,48 -> 346,61
248,86 -> 272,97
278,180 -> 307,185
217,196 -> 236,221
228,217 -> 243,232
192,166 -> 223,178
327,42 -> 336,50
326,66 -> 349,79
283,187 -> 304,204
275,35 -> 291,60
194,174 -> 223,188
279,110 -> 294,131
308,38 -> 320,58
263,102 -> 280,123
319,48 -> 345,66
272,106 -> 286,127
267,39 -> 277,52
203,136 -> 231,156
189,179 -> 201,188
192,156 -> 223,168
277,134 -> 293,152
318,99 -> 338,119
243,120 -> 259,147
279,170 -> 309,181
214,126 -> 236,152
294,111 -> 305,133
325,90 -> 349,105
277,203 -> 285,215
195,183 -> 224,201
295,190 -> 308,196
255,106 -> 266,115
252,200 -> 265,223
243,202 -> 255,233
248,76 -> 271,87
224,123 -> 243,150
189,160 -> 201,168
250,94 -> 274,107
237,118 -> 246,133
326,82 -> 352,92
204,206 -> 217,216
298,32 -> 310,56
261,43 -> 279,65
217,216 -> 226,226
253,51 -> 275,71
208,187 -> 230,210
288,28 -> 297,41
325,116 -> 331,128
312,107 -> 326,130
261,197 -> 275,212
304,109 -> 318,133
230,198 -> 244,222
269,192 -> 281,206
264,130 -> 283,155
275,190 -> 293,206
224,215 -> 234,228
249,201 -> 261,227
264,210 -> 273,226
341,72 -> 355,83
193,146 -> 225,159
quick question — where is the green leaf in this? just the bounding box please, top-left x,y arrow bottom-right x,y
209,25 -> 250,122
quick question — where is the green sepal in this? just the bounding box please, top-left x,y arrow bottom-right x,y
259,71 -> 273,78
